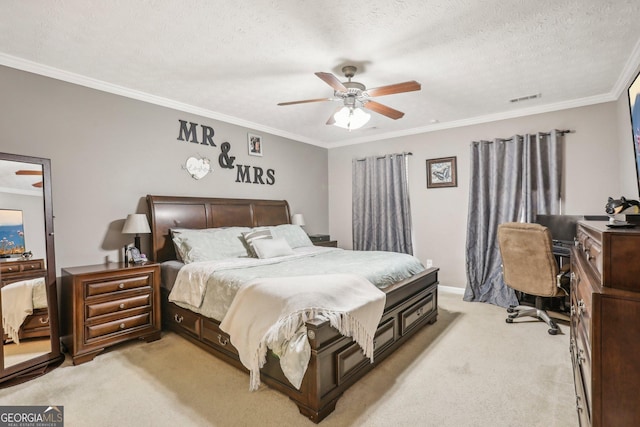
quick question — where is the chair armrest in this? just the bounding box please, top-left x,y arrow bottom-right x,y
556,264 -> 571,293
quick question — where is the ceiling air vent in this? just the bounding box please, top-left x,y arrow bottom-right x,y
509,93 -> 541,103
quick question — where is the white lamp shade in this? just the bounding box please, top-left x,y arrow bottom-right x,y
291,214 -> 306,226
333,107 -> 370,130
122,214 -> 151,234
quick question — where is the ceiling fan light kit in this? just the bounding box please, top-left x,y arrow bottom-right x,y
333,106 -> 370,131
278,65 -> 421,131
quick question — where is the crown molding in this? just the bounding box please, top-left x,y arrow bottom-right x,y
0,53 -> 325,148
1,52 -> 634,150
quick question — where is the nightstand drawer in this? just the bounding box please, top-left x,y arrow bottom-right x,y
85,274 -> 152,297
86,312 -> 151,340
86,293 -> 152,319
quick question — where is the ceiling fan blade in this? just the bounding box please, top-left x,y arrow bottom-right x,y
315,72 -> 348,93
32,181 -> 43,188
15,170 -> 43,176
277,97 -> 332,106
364,81 -> 421,97
363,100 -> 405,120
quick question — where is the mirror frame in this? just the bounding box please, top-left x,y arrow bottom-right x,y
0,152 -> 63,386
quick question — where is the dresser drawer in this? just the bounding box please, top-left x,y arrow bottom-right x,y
0,259 -> 44,274
576,227 -> 602,282
86,312 -> 151,341
85,274 -> 153,297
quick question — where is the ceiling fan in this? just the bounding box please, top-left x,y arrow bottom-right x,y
15,169 -> 43,188
278,65 -> 421,130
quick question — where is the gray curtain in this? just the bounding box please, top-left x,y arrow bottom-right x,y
352,153 -> 413,254
464,131 -> 563,307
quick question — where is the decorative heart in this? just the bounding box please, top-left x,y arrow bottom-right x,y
185,156 -> 211,180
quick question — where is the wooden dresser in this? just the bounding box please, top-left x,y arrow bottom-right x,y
1,258 -> 50,341
0,258 -> 46,286
60,262 -> 161,365
570,221 -> 640,426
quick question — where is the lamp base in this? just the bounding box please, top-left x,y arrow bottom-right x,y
134,235 -> 141,252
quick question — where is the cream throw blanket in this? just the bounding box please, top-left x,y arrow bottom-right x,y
2,278 -> 41,344
219,274 -> 386,391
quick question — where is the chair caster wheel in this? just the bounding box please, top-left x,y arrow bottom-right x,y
507,307 -> 515,313
506,318 -> 513,324
548,328 -> 558,335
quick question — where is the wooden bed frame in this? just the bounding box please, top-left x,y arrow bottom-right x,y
146,195 -> 439,423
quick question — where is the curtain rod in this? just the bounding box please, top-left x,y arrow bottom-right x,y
354,152 -> 413,161
492,129 -> 574,142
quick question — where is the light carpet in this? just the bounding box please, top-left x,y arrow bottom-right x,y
0,289 -> 577,426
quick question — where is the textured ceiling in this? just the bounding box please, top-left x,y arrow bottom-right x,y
1,1 -> 640,147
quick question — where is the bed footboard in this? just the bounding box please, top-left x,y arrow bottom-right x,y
162,267 -> 438,423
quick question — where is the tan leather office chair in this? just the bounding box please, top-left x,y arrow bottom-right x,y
497,222 -> 569,335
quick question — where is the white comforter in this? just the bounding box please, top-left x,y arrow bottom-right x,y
167,246 -> 424,389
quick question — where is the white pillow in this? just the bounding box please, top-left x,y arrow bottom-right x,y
270,224 -> 313,248
242,228 -> 272,257
252,238 -> 294,259
171,227 -> 251,263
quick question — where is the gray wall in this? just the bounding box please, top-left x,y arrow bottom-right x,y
328,101 -> 636,289
0,65 -> 329,272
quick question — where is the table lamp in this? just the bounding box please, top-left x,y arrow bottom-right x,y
292,213 -> 306,231
122,213 -> 151,251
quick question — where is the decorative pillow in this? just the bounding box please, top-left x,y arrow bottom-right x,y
171,227 -> 251,263
252,238 -> 294,259
242,228 -> 272,257
270,224 -> 314,249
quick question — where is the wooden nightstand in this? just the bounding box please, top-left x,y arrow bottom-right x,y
313,240 -> 337,247
60,262 -> 161,365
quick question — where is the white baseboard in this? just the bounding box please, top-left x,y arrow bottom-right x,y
438,285 -> 465,295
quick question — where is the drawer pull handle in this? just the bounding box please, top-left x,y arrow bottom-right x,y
40,317 -> 49,324
118,283 -> 125,289
373,339 -> 377,350
7,267 -> 14,271
174,314 -> 184,324
119,323 -> 126,329
416,307 -> 424,317
217,334 -> 228,346
119,303 -> 125,309
576,396 -> 583,411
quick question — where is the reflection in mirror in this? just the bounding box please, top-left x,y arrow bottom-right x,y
0,160 -> 51,369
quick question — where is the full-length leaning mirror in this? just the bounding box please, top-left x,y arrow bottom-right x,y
0,152 -> 63,386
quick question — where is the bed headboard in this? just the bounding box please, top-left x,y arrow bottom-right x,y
146,195 -> 291,262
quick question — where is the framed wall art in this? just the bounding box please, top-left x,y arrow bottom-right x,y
248,133 -> 263,157
426,156 -> 457,188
